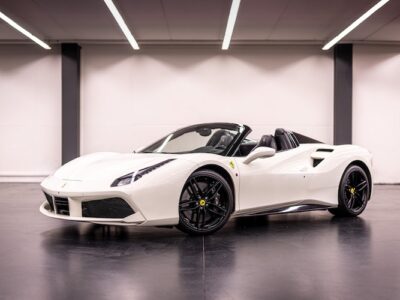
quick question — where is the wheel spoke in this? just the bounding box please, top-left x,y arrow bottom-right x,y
205,182 -> 223,200
352,192 -> 360,204
188,210 -> 197,223
188,181 -> 197,197
179,201 -> 199,211
190,178 -> 203,198
180,199 -> 195,205
181,206 -> 199,212
199,209 -> 206,228
190,208 -> 197,222
207,208 -> 224,217
208,202 -> 227,212
195,208 -> 201,227
347,194 -> 355,208
207,203 -> 227,217
203,180 -> 218,197
356,180 -> 368,191
186,185 -> 194,198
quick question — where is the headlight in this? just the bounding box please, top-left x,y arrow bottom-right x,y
111,173 -> 134,187
111,159 -> 175,187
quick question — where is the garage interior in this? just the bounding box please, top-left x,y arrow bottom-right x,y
1,0 -> 400,299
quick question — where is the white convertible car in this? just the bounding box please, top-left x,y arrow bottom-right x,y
41,123 -> 373,235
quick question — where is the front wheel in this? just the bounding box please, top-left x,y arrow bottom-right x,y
329,165 -> 370,217
177,170 -> 233,235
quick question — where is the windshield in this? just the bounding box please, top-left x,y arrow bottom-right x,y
140,123 -> 247,155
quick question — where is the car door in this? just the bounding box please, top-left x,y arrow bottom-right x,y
235,146 -> 310,212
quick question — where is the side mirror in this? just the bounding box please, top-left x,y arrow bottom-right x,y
243,147 -> 276,164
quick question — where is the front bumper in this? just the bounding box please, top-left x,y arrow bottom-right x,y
40,175 -> 180,226
39,201 -> 145,225
40,188 -> 147,225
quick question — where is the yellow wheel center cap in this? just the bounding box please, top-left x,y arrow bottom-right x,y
349,187 -> 356,194
199,199 -> 206,206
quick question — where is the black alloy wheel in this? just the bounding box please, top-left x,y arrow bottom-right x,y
177,170 -> 233,235
329,165 -> 370,217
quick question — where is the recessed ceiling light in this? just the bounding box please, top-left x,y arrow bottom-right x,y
222,0 -> 241,50
322,0 -> 390,50
0,11 -> 51,50
104,0 -> 139,50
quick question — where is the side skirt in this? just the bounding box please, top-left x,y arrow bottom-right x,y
233,200 -> 336,217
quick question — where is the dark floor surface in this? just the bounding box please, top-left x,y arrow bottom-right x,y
0,183 -> 399,300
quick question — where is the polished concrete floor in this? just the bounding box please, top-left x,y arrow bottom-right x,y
0,183 -> 399,300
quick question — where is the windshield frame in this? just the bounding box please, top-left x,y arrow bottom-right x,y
139,122 -> 251,156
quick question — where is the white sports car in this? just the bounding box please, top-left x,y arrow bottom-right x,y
41,123 -> 373,235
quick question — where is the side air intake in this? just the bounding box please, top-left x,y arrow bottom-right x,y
311,149 -> 334,167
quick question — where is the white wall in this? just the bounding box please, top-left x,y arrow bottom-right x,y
353,45 -> 400,183
81,45 -> 333,154
1,44 -> 397,184
0,45 -> 61,182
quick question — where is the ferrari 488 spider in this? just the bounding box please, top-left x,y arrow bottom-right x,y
41,123 -> 373,235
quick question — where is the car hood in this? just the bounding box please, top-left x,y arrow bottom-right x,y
54,152 -> 178,182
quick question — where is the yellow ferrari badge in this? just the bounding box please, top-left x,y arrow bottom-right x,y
229,161 -> 235,169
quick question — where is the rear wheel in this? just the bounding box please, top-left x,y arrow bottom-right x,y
177,170 -> 233,235
329,165 -> 370,217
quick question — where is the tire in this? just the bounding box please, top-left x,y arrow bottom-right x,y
177,170 -> 233,235
329,165 -> 370,217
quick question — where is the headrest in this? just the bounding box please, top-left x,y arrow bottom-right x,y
274,128 -> 286,136
206,130 -> 228,146
257,135 -> 277,150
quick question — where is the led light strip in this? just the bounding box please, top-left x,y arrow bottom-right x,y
104,0 -> 139,50
322,0 -> 390,50
0,11 -> 51,49
222,0 -> 241,50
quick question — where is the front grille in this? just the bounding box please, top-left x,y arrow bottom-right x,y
54,197 -> 70,216
44,192 -> 54,211
82,198 -> 134,218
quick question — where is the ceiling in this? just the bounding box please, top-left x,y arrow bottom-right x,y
0,0 -> 399,45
